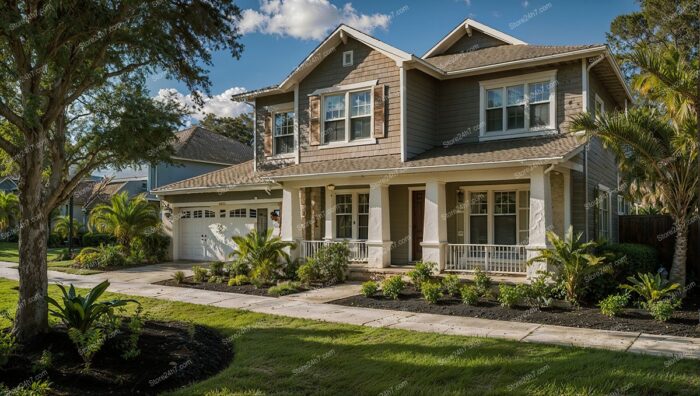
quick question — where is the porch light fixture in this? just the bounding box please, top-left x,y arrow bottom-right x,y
163,204 -> 173,219
327,184 -> 335,191
457,190 -> 465,204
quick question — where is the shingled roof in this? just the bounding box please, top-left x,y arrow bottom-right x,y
173,126 -> 253,165
424,44 -> 603,72
152,160 -> 268,193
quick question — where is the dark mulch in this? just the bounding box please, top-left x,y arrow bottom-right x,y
0,321 -> 233,395
330,286 -> 700,338
154,276 -> 307,297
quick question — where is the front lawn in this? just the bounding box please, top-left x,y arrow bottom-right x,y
0,242 -> 66,263
0,278 -> 697,395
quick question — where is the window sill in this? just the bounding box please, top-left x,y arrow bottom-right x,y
479,129 -> 558,142
266,153 -> 296,160
318,138 -> 377,149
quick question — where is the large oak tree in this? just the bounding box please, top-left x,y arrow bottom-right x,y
0,0 -> 243,341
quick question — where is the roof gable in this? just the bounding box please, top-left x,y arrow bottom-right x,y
423,18 -> 527,58
173,126 -> 253,165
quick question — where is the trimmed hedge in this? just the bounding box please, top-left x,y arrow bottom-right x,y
585,243 -> 659,303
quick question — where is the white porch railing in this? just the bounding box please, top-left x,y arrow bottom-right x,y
446,244 -> 527,274
301,240 -> 368,262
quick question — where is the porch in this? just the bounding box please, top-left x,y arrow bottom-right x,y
281,165 -> 571,279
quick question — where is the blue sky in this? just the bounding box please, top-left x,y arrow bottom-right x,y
149,0 -> 638,121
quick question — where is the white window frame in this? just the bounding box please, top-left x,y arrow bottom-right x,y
312,80 -> 378,148
342,50 -> 353,67
272,108 -> 295,156
597,184 -> 611,241
594,94 -> 605,118
333,189 -> 370,240
461,185 -> 530,245
266,103 -> 295,159
479,70 -> 557,141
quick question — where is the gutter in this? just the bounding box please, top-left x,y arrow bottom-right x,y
154,182 -> 281,196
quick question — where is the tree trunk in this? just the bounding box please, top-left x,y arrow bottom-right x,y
668,219 -> 688,289
12,151 -> 49,342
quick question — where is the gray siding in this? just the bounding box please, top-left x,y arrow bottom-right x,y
164,189 -> 282,204
255,92 -> 295,170
406,70 -> 438,158
151,160 -> 226,190
442,30 -> 508,55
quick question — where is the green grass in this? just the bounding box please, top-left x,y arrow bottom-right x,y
0,279 -> 698,395
0,242 -> 101,275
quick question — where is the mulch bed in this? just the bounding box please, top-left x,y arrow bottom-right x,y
0,320 -> 233,395
330,286 -> 700,338
154,276 -> 307,297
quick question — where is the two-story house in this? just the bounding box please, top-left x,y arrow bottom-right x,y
154,19 -> 631,280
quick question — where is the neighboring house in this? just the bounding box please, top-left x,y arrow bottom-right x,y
0,177 -> 19,193
154,19 -> 631,280
147,126 -> 253,194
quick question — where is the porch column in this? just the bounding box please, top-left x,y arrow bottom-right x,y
527,166 -> 553,279
367,184 -> 391,268
164,204 -> 179,261
281,185 -> 303,259
324,187 -> 335,240
421,181 -> 447,272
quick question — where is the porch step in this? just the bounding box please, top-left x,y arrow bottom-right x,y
348,265 -> 527,285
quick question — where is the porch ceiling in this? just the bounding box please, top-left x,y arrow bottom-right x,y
262,134 -> 584,179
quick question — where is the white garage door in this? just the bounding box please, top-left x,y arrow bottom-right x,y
178,204 -> 280,261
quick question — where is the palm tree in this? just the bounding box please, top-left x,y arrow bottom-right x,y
88,192 -> 159,249
230,229 -> 296,284
0,191 -> 19,232
52,215 -> 81,241
571,109 -> 697,288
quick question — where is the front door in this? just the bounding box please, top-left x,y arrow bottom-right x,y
411,190 -> 425,261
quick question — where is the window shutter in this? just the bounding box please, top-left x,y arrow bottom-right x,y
263,112 -> 272,156
373,85 -> 386,138
309,95 -> 321,146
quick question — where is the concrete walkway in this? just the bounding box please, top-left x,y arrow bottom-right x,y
2,262 -> 699,360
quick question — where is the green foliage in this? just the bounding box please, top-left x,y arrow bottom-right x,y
647,299 -> 681,322
407,261 -> 435,290
45,280 -> 137,333
68,327 -> 105,369
81,232 -> 117,247
199,113 -> 254,145
52,215 -> 81,241
0,379 -> 52,396
421,282 -> 443,304
228,275 -> 249,286
527,226 -> 605,305
296,243 -> 350,286
231,230 -> 296,286
360,281 -> 379,297
227,259 -> 251,277
268,281 -> 301,297
32,350 -> 53,373
89,192 -> 159,248
75,244 -> 128,269
441,274 -> 461,296
381,276 -> 405,300
0,191 -> 18,232
521,273 -> 556,308
172,271 -> 186,284
208,275 -> 225,284
129,231 -> 170,264
209,261 -> 225,276
0,330 -> 16,367
473,267 -> 492,296
192,265 -> 208,283
587,243 -> 660,303
598,294 -> 629,318
121,306 -> 144,360
460,285 -> 480,306
282,257 -> 303,281
497,284 -> 523,308
620,272 -> 681,306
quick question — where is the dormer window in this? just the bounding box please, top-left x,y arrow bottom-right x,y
479,70 -> 557,140
342,50 -> 353,67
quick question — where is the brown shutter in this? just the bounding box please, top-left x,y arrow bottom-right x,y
263,112 -> 272,156
309,95 -> 321,146
373,84 -> 386,138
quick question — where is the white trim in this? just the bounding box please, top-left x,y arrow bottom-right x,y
596,184 -> 612,241
332,188 -> 370,240
253,98 -> 257,172
399,64 -> 407,162
581,58 -> 588,113
155,184 -> 280,195
594,93 -> 605,117
478,70 -> 557,139
317,138 -> 377,149
422,18 -> 527,59
309,80 -> 377,96
265,103 -> 294,112
319,85 -> 375,146
170,198 -> 282,208
342,50 -> 353,67
407,186 -> 426,262
294,84 -> 300,164
461,184 -> 530,245
270,107 -> 295,157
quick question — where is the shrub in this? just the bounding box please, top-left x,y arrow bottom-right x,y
0,379 -> 52,395
192,265 -> 207,283
268,281 -> 302,297
497,284 -> 523,308
647,299 -> 680,322
32,350 -> 53,373
47,232 -> 62,248
209,261 -> 225,276
283,257 -> 303,280
227,259 -> 250,277
172,271 -> 186,284
121,306 -> 143,360
76,244 -> 128,268
408,261 -> 435,290
421,281 -> 443,304
586,243 -> 659,303
0,330 -> 16,367
74,251 -> 102,269
297,243 -> 350,286
473,267 -> 492,296
228,275 -> 250,286
620,272 -> 680,307
230,229 -> 295,285
381,276 -> 405,300
81,232 -> 116,247
68,327 -> 105,369
208,275 -> 224,284
522,273 -> 555,308
130,232 -> 170,264
460,285 -> 480,306
598,294 -> 629,317
441,274 -> 461,296
360,281 -> 379,297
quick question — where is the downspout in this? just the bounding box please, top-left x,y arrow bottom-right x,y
252,98 -> 257,173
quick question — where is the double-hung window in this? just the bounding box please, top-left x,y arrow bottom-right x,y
322,88 -> 373,144
597,187 -> 611,240
465,187 -> 530,245
334,191 -> 370,240
273,111 -> 295,155
335,194 -> 353,239
480,70 -> 556,139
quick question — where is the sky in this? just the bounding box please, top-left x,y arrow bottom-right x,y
149,0 -> 639,122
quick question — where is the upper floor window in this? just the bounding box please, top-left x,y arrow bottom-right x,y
273,111 -> 294,155
594,94 -> 605,118
342,50 -> 353,67
322,89 -> 373,144
480,70 -> 556,140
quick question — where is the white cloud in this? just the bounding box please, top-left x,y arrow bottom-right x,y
237,0 -> 391,40
155,87 -> 251,121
